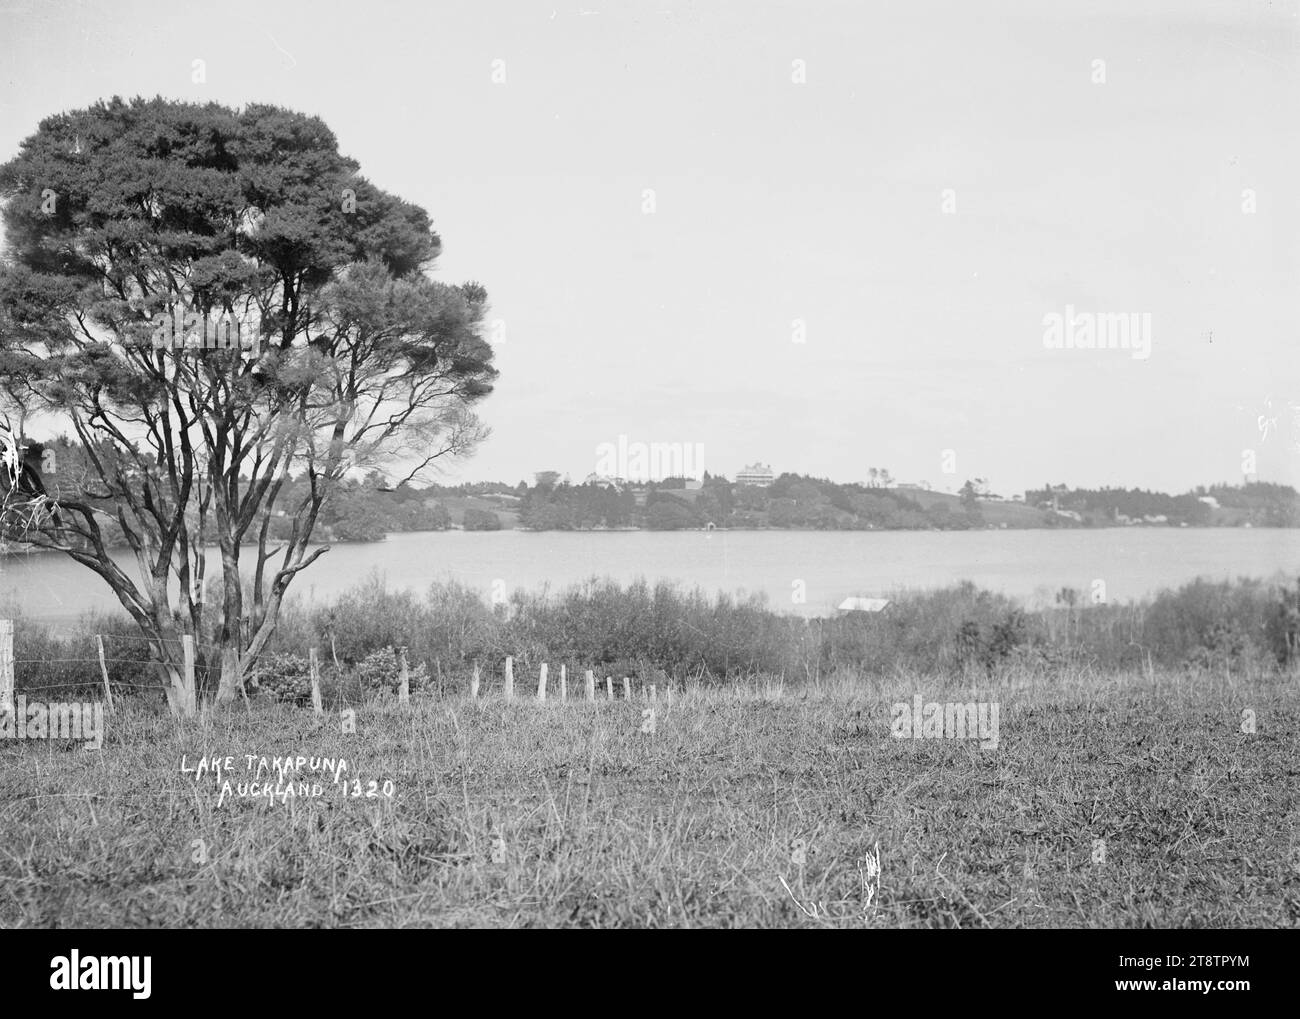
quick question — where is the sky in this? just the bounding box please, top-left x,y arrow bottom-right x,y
0,0 -> 1297,495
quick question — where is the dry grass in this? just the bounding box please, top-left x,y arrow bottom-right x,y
1,668 -> 1297,928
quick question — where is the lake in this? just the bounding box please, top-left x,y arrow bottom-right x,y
3,528 -> 1298,627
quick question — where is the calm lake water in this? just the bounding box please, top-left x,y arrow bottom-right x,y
2,528 -> 1297,625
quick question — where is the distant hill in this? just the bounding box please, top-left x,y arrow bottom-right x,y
891,488 -> 1054,527
10,439 -> 1296,547
1023,482 -> 1300,528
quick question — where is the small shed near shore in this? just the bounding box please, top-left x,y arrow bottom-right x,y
837,597 -> 891,614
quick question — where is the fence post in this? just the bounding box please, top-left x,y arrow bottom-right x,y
623,676 -> 631,700
471,662 -> 480,699
504,656 -> 514,700
559,664 -> 567,701
605,676 -> 613,700
650,684 -> 656,704
0,619 -> 12,717
181,635 -> 196,718
397,647 -> 410,706
94,634 -> 115,713
537,662 -> 548,701
309,647 -> 323,717
585,669 -> 595,701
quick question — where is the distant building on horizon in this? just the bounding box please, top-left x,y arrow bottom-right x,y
838,597 -> 891,614
736,462 -> 775,487
584,473 -> 626,491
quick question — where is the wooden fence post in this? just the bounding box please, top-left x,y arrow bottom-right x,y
585,669 -> 595,701
605,676 -> 613,700
559,664 -> 567,701
470,662 -> 481,699
397,647 -> 410,706
95,634 -> 114,713
537,662 -> 548,701
181,634 -> 196,718
0,619 -> 12,716
623,676 -> 631,700
504,656 -> 514,700
650,684 -> 656,704
309,647 -> 323,717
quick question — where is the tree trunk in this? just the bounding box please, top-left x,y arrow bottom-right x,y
214,641 -> 243,704
213,535 -> 245,705
160,661 -> 191,717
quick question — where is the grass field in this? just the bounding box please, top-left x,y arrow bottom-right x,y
1,669 -> 1297,928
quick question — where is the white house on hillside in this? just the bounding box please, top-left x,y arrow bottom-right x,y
736,462 -> 775,486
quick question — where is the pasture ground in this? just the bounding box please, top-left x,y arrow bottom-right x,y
1,669 -> 1297,928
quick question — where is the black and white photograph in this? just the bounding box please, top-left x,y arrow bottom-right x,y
0,0 -> 1295,968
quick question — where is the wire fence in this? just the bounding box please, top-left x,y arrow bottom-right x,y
11,681 -> 164,691
17,657 -> 176,666
7,632 -> 205,696
5,630 -> 467,701
4,625 -> 685,711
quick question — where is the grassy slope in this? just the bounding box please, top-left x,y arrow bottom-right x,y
902,488 -> 1057,526
1,670 -> 1296,928
433,494 -> 520,528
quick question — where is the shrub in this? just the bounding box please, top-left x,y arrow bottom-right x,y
1006,641 -> 1086,675
6,609 -> 156,701
984,609 -> 1028,670
356,645 -> 430,694
1183,619 -> 1249,673
955,620 -> 982,667
15,572 -> 1298,701
1265,576 -> 1300,666
1144,577 -> 1273,668
463,508 -> 502,531
247,652 -> 314,705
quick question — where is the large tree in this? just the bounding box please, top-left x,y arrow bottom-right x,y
0,96 -> 497,710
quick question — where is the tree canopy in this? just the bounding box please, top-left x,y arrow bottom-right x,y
0,96 -> 497,707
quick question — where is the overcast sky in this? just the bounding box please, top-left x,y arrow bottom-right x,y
1,0 -> 1296,494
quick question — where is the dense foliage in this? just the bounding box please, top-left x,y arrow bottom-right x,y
1025,481 -> 1299,527
11,574 -> 1299,702
0,96 -> 497,704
